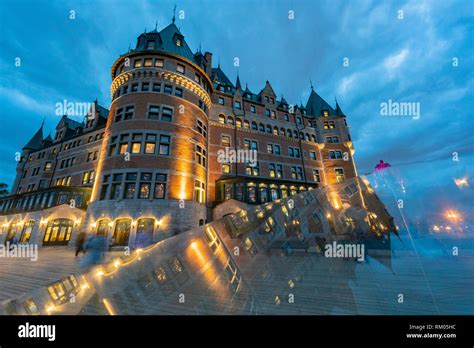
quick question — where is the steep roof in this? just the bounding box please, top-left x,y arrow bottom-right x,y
211,67 -> 234,87
135,23 -> 196,63
23,124 -> 43,150
305,88 -> 336,117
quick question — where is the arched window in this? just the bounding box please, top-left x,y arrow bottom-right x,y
293,130 -> 298,138
218,114 -> 226,124
113,218 -> 131,246
273,126 -> 279,135
266,125 -> 272,133
305,134 -> 310,141
311,134 -> 316,142
259,123 -> 265,132
43,218 -> 74,246
236,118 -> 242,127
96,219 -> 109,236
288,129 -> 293,138
243,120 -> 250,129
135,218 -> 154,248
299,132 -> 304,140
280,128 -> 286,136
227,116 -> 234,125
251,122 -> 258,130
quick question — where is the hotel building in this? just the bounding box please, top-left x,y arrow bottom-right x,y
0,20 -> 357,249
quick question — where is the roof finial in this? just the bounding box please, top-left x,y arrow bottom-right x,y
172,4 -> 177,23
199,43 -> 202,52
218,57 -> 221,69
128,43 -> 131,52
144,27 -> 147,33
310,79 -> 314,90
155,21 -> 158,30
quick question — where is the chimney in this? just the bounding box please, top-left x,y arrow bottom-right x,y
204,51 -> 212,76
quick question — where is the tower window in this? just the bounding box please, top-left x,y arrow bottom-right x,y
177,64 -> 185,74
154,59 -> 164,68
134,60 -> 142,68
147,40 -> 155,50
335,168 -> 345,182
175,88 -> 183,98
144,58 -> 153,67
250,105 -> 256,113
161,107 -> 173,122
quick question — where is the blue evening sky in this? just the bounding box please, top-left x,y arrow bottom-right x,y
0,0 -> 472,225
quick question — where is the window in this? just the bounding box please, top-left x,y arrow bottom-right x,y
194,179 -> 206,203
145,140 -> 155,154
323,121 -> 335,129
218,115 -> 226,124
259,123 -> 265,132
124,105 -> 134,120
273,126 -> 279,135
271,110 -> 276,119
244,140 -> 258,151
177,64 -> 185,74
323,110 -> 329,117
20,220 -> 35,243
266,125 -> 272,133
221,135 -> 231,147
124,173 -> 137,199
44,162 -> 52,171
43,219 -> 73,246
335,168 -> 345,182
269,163 -> 282,178
162,107 -> 173,122
326,136 -> 339,143
141,82 -> 150,91
227,116 -> 234,125
144,58 -> 153,67
236,118 -> 242,127
246,162 -> 259,176
309,151 -> 317,160
329,150 -> 343,159
234,101 -> 241,109
131,142 -> 141,154
154,174 -> 167,199
195,73 -> 201,83
252,122 -> 258,130
265,109 -> 270,117
250,105 -> 256,113
113,219 -> 131,246
152,83 -> 161,92
148,105 -> 160,119
158,135 -> 170,155
139,173 -> 152,199
284,114 -> 290,121
267,144 -> 274,154
274,144 -> 281,155
313,169 -> 321,182
243,120 -> 250,129
154,59 -> 164,68
196,145 -> 207,167
175,88 -> 183,97
131,83 -> 139,92
218,97 -> 224,105
164,84 -> 173,94
222,163 -> 231,173
146,40 -> 155,50
291,166 -> 304,180
289,147 -> 300,158
119,143 -> 128,155
196,119 -> 207,138
134,60 -> 142,68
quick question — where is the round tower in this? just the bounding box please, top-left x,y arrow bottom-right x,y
86,22 -> 213,247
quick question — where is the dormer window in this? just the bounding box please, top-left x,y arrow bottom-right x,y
176,38 -> 182,46
144,58 -> 153,67
323,110 -> 329,117
134,59 -> 142,68
147,40 -> 155,49
264,96 -> 269,103
154,59 -> 164,68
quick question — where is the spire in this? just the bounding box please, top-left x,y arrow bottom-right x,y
310,79 -> 314,90
235,74 -> 242,89
335,97 -> 344,116
172,4 -> 177,23
23,122 -> 44,150
155,21 -> 158,30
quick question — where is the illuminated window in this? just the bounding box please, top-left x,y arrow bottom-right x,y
313,169 -> 321,182
154,59 -> 163,68
43,219 -> 73,246
19,220 -> 35,243
291,166 -> 304,180
154,174 -> 167,199
113,219 -> 131,246
131,142 -> 141,154
323,110 -> 329,117
236,118 -> 242,127
243,120 -> 250,129
144,58 -> 153,67
221,135 -> 231,147
134,59 -> 142,68
145,142 -> 155,154
222,164 -> 231,173
204,226 -> 220,253
218,115 -> 226,124
196,119 -> 207,138
329,150 -> 343,159
335,168 -> 345,182
196,145 -> 207,167
309,151 -> 316,160
194,179 -> 206,203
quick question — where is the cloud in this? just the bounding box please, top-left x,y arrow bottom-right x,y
383,48 -> 409,74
